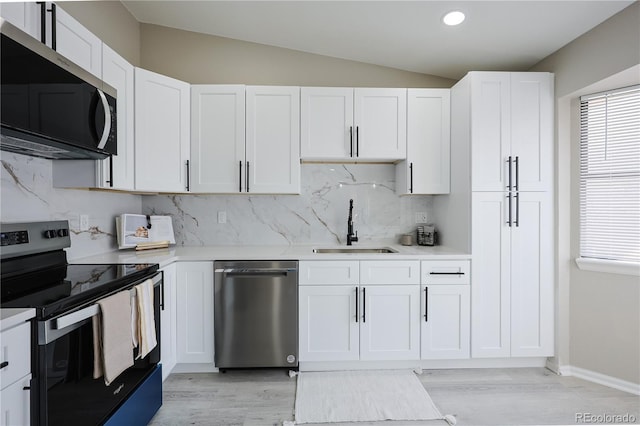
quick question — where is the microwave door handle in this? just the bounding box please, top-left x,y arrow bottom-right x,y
96,89 -> 112,150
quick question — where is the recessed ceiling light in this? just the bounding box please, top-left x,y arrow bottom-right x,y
443,10 -> 465,26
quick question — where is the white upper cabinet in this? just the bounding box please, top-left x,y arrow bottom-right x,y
191,85 -> 300,194
470,72 -> 553,192
397,89 -> 450,195
354,88 -> 407,160
245,86 -> 300,194
99,44 -> 135,191
135,67 -> 190,192
301,87 -> 406,161
300,87 -> 354,159
53,5 -> 102,77
1,2 -> 102,77
191,85 -> 246,193
0,2 -> 41,40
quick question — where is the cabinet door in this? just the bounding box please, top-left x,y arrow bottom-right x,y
1,375 -> 30,426
299,286 -> 359,362
245,86 -> 300,194
510,73 -> 553,192
54,6 -> 102,77
100,44 -> 134,190
300,87 -> 354,160
176,262 -> 214,364
135,68 -> 190,192
470,72 -> 511,192
354,88 -> 407,161
471,192 -> 511,358
421,285 -> 470,359
398,89 -> 450,194
159,264 -> 177,380
510,191 -> 554,357
191,85 -> 246,193
360,285 -> 420,361
0,2 -> 41,40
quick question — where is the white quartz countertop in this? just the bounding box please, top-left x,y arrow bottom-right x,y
71,243 -> 470,268
1,308 -> 35,331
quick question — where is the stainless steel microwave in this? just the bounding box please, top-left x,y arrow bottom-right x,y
0,18 -> 117,160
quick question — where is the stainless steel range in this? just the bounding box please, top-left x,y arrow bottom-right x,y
1,220 -> 163,426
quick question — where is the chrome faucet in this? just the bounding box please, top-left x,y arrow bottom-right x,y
347,199 -> 358,245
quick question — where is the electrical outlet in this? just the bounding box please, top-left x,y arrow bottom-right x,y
415,212 -> 428,224
79,214 -> 89,231
218,211 -> 227,224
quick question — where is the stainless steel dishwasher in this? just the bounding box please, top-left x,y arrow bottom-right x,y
214,260 -> 298,369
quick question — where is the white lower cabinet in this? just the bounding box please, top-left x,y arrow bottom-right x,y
1,375 -> 31,426
159,263 -> 177,380
420,260 -> 471,360
299,260 -> 421,363
1,319 -> 32,426
299,285 -> 359,362
176,262 -> 214,364
421,285 -> 470,359
360,285 -> 421,361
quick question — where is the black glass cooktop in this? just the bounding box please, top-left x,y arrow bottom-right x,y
1,262 -> 159,319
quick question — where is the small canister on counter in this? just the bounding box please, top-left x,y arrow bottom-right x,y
400,234 -> 413,246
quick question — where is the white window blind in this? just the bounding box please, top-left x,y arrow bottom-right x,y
579,85 -> 640,263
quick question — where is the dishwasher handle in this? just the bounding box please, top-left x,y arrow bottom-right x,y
217,268 -> 295,277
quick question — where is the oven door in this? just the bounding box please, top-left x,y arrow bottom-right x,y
33,272 -> 162,426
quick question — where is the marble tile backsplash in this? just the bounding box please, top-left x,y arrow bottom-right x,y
142,164 -> 432,246
1,153 -> 432,256
1,152 -> 142,260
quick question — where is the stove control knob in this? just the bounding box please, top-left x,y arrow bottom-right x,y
57,229 -> 69,237
43,229 -> 56,239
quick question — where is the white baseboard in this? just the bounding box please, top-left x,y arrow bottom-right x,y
559,365 -> 640,395
300,357 -> 548,372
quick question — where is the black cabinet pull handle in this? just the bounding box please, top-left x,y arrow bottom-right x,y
239,161 -> 242,192
356,126 -> 359,157
246,161 -> 250,192
159,270 -> 165,311
37,2 -> 46,44
362,287 -> 366,323
424,287 -> 428,322
0,361 -> 8,370
106,154 -> 114,188
429,272 -> 465,275
507,156 -> 512,190
515,192 -> 520,227
185,160 -> 190,191
507,193 -> 512,227
409,162 -> 414,194
349,126 -> 353,158
355,286 -> 359,323
515,156 -> 519,191
48,3 -> 57,50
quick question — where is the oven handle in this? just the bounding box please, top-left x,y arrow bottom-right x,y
45,274 -> 163,338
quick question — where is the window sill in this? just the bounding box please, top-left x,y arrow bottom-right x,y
575,258 -> 640,277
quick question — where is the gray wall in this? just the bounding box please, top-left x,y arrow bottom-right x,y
139,23 -> 454,87
59,1 -> 141,66
530,2 -> 640,385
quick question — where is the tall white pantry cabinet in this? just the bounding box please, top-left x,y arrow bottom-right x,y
449,72 -> 554,359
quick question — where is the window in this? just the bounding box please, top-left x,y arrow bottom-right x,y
579,85 -> 640,266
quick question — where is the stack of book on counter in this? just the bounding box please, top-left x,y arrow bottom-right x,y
116,214 -> 176,250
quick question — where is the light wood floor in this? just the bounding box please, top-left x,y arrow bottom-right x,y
149,368 -> 639,426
